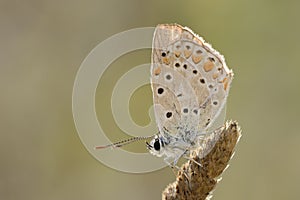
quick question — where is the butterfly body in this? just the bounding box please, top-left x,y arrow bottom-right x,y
95,24 -> 233,168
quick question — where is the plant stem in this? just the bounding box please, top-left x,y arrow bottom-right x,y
162,120 -> 242,200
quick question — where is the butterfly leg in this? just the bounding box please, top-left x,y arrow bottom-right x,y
171,165 -> 190,181
163,156 -> 187,178
171,153 -> 192,180
181,147 -> 203,167
184,155 -> 202,167
163,157 -> 178,176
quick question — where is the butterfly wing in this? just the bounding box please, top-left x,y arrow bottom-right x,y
151,24 -> 233,137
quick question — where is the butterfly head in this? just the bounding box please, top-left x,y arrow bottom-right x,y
146,135 -> 165,157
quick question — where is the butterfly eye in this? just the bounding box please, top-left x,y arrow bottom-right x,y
154,139 -> 160,151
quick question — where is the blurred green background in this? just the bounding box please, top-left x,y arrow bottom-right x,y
1,0 -> 300,199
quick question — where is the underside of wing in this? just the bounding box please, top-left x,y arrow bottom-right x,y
151,24 -> 233,136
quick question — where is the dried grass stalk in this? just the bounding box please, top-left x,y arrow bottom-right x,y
162,120 -> 241,200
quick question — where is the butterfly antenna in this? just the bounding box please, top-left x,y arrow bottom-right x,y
95,135 -> 153,150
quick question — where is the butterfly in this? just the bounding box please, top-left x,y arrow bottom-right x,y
95,24 -> 233,168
